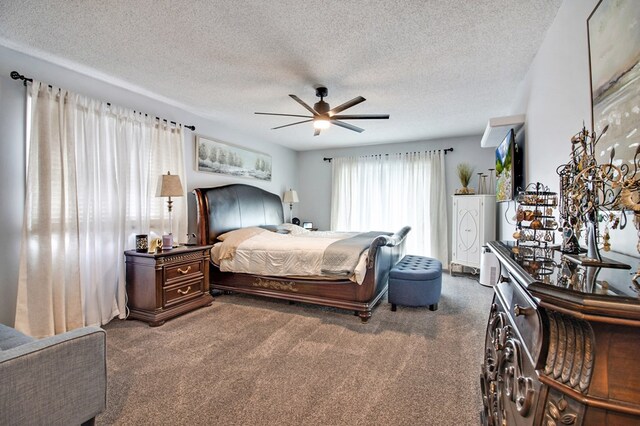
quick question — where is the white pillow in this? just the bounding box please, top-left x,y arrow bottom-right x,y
217,226 -> 264,241
278,223 -> 309,235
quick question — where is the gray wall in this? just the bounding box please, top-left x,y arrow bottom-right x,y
0,45 -> 299,326
498,0 -> 638,256
296,135 -> 496,263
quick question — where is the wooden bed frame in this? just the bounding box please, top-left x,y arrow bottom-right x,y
193,184 -> 409,322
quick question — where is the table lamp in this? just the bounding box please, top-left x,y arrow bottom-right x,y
159,171 -> 183,249
283,189 -> 299,223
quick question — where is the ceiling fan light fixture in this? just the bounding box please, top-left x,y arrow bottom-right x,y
256,87 -> 388,135
313,118 -> 330,129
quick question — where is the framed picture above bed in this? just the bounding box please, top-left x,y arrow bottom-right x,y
588,0 -> 640,180
196,135 -> 272,181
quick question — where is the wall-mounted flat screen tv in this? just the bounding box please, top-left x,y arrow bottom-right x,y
495,129 -> 516,202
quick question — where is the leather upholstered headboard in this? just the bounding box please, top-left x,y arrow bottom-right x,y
193,184 -> 284,244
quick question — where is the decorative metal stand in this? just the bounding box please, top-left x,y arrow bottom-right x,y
618,145 -> 640,287
557,146 -> 585,254
557,125 -> 631,269
513,182 -> 558,249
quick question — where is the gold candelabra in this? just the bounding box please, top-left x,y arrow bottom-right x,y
618,145 -> 640,286
557,125 -> 632,269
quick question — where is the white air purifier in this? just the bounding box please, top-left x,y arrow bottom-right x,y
479,245 -> 500,286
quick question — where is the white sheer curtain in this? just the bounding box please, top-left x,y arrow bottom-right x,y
16,82 -> 187,337
428,151 -> 448,262
330,151 -> 448,262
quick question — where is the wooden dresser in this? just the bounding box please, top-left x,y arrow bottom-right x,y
482,241 -> 640,425
125,245 -> 214,326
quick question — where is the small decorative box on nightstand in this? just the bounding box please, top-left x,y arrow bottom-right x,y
124,245 -> 214,326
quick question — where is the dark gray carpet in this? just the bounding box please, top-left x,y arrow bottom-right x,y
98,273 -> 493,425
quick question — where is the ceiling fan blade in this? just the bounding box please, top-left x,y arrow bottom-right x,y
289,95 -> 319,116
332,120 -> 364,133
328,96 -> 366,115
271,119 -> 313,130
331,114 -> 390,120
255,112 -> 313,118
314,128 -> 321,137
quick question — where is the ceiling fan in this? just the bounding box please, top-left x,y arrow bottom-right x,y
255,87 -> 389,136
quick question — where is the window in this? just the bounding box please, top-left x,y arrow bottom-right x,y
330,152 -> 448,261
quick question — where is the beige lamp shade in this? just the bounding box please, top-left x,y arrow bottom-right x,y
158,171 -> 183,242
283,189 -> 298,224
283,189 -> 299,204
159,172 -> 183,197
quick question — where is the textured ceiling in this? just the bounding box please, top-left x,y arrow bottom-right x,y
0,1 -> 562,151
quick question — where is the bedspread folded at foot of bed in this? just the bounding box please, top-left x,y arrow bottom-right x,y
321,231 -> 393,276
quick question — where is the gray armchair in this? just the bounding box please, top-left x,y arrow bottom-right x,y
0,324 -> 106,425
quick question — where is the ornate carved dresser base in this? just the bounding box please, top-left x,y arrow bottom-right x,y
482,241 -> 640,425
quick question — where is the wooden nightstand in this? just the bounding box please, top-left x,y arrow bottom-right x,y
124,245 -> 214,326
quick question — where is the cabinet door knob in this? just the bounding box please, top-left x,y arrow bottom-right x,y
177,266 -> 192,274
177,286 -> 192,295
514,304 -> 534,316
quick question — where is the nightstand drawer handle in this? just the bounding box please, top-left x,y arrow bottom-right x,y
176,286 -> 191,295
177,266 -> 192,275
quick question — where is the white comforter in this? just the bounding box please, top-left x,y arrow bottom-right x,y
211,227 -> 369,284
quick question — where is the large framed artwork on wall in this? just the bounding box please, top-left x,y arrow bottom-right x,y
588,0 -> 640,179
196,135 -> 272,181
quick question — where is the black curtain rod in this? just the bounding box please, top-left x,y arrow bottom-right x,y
323,147 -> 453,163
10,71 -> 196,131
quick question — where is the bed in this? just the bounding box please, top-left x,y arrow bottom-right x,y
193,184 -> 409,322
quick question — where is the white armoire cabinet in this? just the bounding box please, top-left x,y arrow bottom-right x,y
451,195 -> 496,269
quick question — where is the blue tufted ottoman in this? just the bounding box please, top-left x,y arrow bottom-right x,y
388,255 -> 442,311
